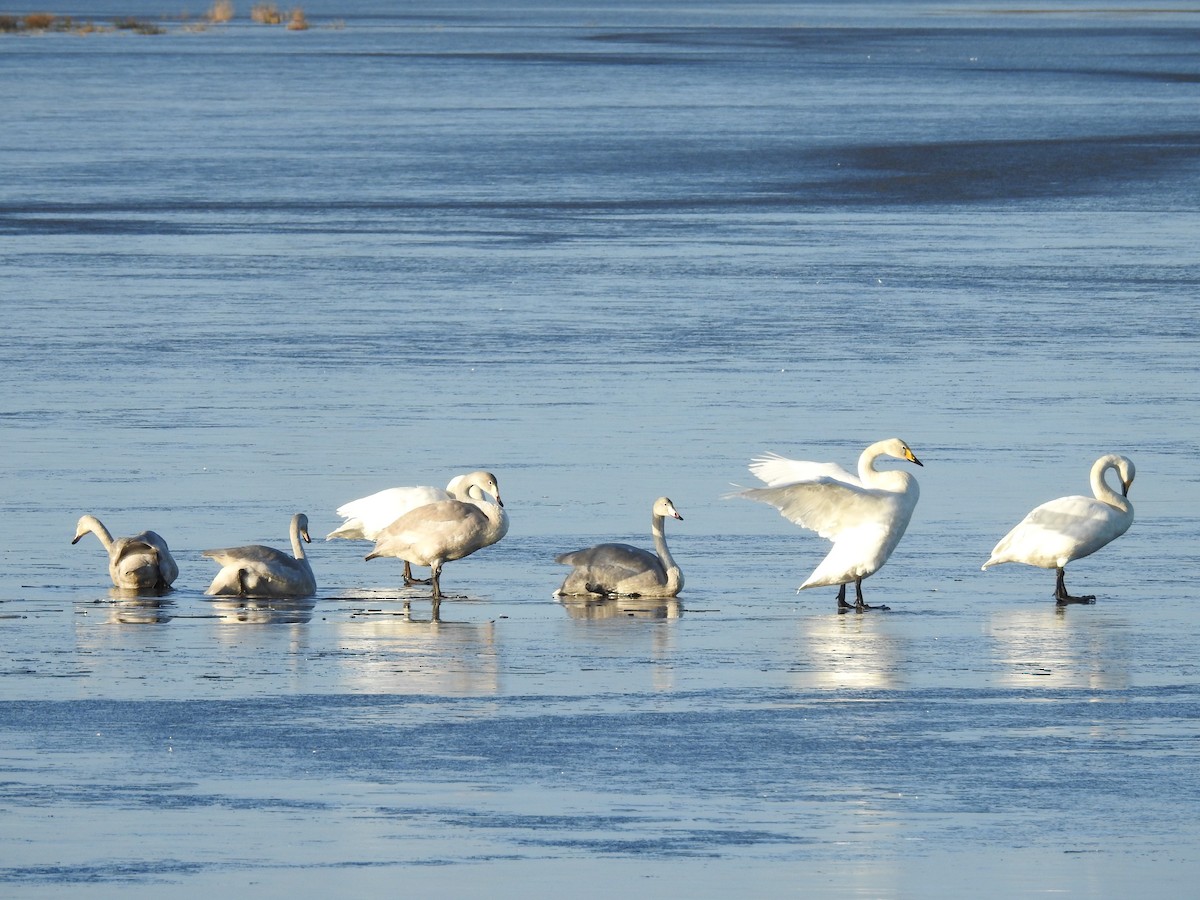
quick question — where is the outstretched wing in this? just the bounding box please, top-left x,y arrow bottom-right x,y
738,479 -> 902,543
749,452 -> 860,489
330,485 -> 451,540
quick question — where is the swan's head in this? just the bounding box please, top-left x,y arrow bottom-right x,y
1115,455 -> 1135,497
71,514 -> 99,544
295,513 -> 312,544
461,470 -> 504,508
884,438 -> 923,467
654,497 -> 683,521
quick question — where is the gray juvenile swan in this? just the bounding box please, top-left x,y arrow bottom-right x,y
735,438 -> 923,611
982,453 -> 1135,604
554,496 -> 684,599
327,470 -> 503,585
71,514 -> 179,591
203,512 -> 317,598
365,488 -> 507,600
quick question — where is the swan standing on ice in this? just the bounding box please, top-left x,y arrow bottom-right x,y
203,512 -> 317,598
554,496 -> 684,599
327,471 -> 504,585
982,454 -> 1135,604
71,515 -> 179,591
735,438 -> 923,611
365,488 -> 508,600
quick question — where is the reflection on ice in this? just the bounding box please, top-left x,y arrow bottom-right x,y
556,596 -> 682,620
791,614 -> 906,690
985,608 -> 1131,689
330,591 -> 501,695
555,596 -> 680,691
98,591 -> 175,625
207,596 -> 316,625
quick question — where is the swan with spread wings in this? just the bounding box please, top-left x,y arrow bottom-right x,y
735,438 -> 923,611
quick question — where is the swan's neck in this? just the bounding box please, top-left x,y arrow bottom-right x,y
290,519 -> 307,560
651,513 -> 682,591
80,516 -> 114,551
858,441 -> 911,492
1092,457 -> 1131,513
857,442 -> 888,485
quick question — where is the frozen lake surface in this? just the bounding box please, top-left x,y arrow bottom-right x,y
2,1 -> 1199,896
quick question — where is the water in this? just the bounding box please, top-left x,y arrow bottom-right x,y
2,1 -> 1199,895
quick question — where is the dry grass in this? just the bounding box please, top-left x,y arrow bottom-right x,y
207,1 -> 234,24
23,12 -> 57,29
250,3 -> 282,24
0,5 -> 320,36
113,17 -> 165,34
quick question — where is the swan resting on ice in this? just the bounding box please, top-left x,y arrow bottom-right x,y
204,512 -> 317,599
72,514 -> 179,591
327,470 -> 503,585
982,453 -> 1135,604
734,438 -> 923,611
365,488 -> 508,600
554,496 -> 684,599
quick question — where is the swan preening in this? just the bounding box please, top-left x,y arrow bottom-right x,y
735,439 -> 923,611
555,496 -> 684,599
365,485 -> 508,600
71,515 -> 178,591
203,513 -> 317,599
982,454 -> 1135,604
328,470 -> 504,585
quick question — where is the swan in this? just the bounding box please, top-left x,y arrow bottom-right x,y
554,496 -> 684,598
327,470 -> 503,585
365,489 -> 508,600
71,514 -> 178,591
734,438 -> 923,611
203,512 -> 317,598
982,454 -> 1135,604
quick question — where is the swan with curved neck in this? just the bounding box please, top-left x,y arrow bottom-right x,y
204,512 -> 317,598
982,454 -> 1135,603
735,438 -> 923,611
71,514 -> 178,591
555,496 -> 685,598
365,488 -> 507,600
328,470 -> 504,585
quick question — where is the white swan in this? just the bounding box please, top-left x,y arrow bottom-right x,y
327,471 -> 503,585
554,496 -> 684,598
365,490 -> 508,600
982,454 -> 1135,604
203,512 -> 317,598
735,438 -> 923,610
71,514 -> 178,591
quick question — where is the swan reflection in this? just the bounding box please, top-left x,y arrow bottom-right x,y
95,590 -> 175,624
554,595 -> 680,691
330,590 -> 500,695
556,596 -> 683,620
207,596 -> 316,625
985,607 -> 1130,689
791,614 -> 905,690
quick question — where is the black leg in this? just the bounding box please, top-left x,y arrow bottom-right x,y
430,562 -> 443,600
836,583 -> 853,610
1054,568 -> 1096,605
854,578 -> 890,612
402,561 -> 432,586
